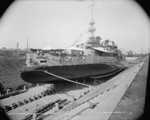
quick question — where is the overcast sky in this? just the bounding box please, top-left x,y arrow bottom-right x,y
0,0 -> 149,54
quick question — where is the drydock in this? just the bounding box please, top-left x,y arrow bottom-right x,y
0,57 -> 148,120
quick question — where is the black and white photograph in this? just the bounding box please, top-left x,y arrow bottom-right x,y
0,0 -> 149,120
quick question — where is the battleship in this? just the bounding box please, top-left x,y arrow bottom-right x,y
20,2 -> 126,84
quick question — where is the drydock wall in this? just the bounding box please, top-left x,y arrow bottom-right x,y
44,62 -> 144,120
79,62 -> 144,120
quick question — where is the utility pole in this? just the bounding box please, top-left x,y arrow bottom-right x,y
27,36 -> 29,52
16,42 -> 19,57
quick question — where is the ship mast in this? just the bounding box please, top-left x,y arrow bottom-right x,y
88,0 -> 96,44
91,0 -> 94,22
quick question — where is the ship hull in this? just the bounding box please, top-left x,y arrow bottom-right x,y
21,63 -> 123,83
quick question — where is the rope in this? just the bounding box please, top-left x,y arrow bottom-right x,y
44,71 -> 92,88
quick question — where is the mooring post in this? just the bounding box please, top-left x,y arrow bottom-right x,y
55,102 -> 59,111
6,89 -> 10,94
23,85 -> 26,90
32,113 -> 37,120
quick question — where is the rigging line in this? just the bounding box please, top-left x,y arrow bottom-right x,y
73,0 -> 96,46
44,71 -> 93,88
72,24 -> 89,46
